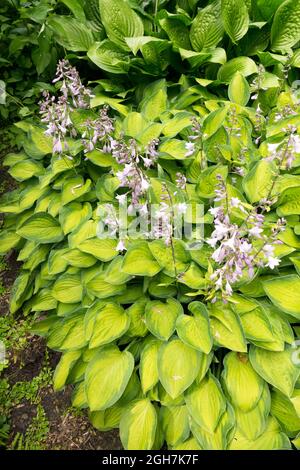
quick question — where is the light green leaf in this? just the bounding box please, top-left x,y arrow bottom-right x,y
0,230 -> 21,255
263,274 -> 300,319
78,238 -> 118,262
145,298 -> 183,341
171,436 -> 202,450
53,350 -> 81,391
140,80 -> 168,121
140,339 -> 162,394
234,383 -> 271,441
52,274 -> 83,304
176,302 -> 212,354
86,273 -> 125,299
148,239 -> 190,277
87,40 -> 129,74
88,303 -> 130,348
59,202 -> 92,235
243,160 -> 276,203
61,176 -> 92,205
202,108 -> 228,139
122,241 -> 161,277
196,165 -> 228,198
229,416 -> 291,449
8,159 -> 44,181
271,390 -> 300,436
218,57 -> 257,83
209,304 -> 247,353
17,212 -> 64,243
161,405 -> 190,447
228,72 -> 250,106
222,352 -> 264,411
249,346 -> 300,396
158,338 -> 201,399
120,399 -> 157,450
191,403 -> 235,450
186,373 -> 226,433
85,346 -> 134,411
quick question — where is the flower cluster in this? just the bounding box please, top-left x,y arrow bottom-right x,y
114,138 -> 159,206
250,64 -> 266,101
267,125 -> 300,170
82,106 -> 115,153
39,59 -> 93,154
224,106 -> 241,138
53,59 -> 93,109
185,117 -> 202,157
206,176 -> 286,302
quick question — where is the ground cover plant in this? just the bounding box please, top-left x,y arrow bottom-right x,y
1,0 -> 300,450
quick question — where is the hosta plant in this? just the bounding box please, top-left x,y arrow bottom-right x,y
1,0 -> 300,451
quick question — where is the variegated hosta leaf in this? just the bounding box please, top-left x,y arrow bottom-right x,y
160,405 -> 190,447
121,241 -> 162,276
171,436 -> 202,450
263,275 -> 300,320
176,301 -> 213,354
78,238 -> 118,262
87,302 -> 130,348
291,389 -> 300,418
0,230 -> 21,255
120,399 -> 157,450
222,352 -> 264,412
249,346 -> 300,397
72,381 -> 87,409
52,274 -> 83,304
229,417 -> 291,450
190,403 -> 235,450
17,212 -> 64,244
185,373 -> 226,433
148,239 -> 190,277
145,298 -> 183,341
139,338 -> 162,394
126,299 -> 148,337
59,202 -> 92,235
158,338 -> 201,399
90,405 -> 123,431
271,390 -> 300,436
234,383 -> 271,441
209,303 -> 247,352
47,313 -> 87,351
53,350 -> 82,391
85,346 -> 134,411
228,72 -> 250,106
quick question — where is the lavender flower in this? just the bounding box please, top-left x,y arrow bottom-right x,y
39,59 -> 93,154
81,106 -> 115,153
175,172 -> 187,190
53,59 -> 93,109
185,117 -> 202,157
206,177 -> 285,302
267,125 -> 300,170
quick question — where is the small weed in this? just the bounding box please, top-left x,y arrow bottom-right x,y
0,357 -> 52,415
9,404 -> 49,450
